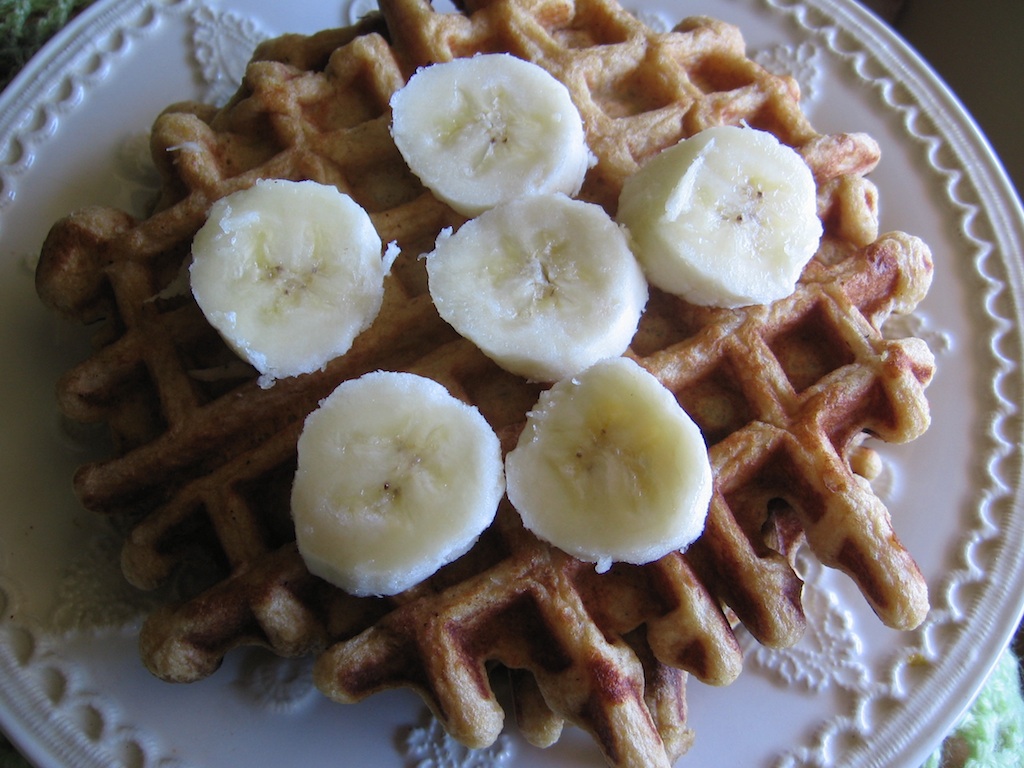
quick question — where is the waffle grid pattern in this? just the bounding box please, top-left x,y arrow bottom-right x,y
34,1 -> 934,765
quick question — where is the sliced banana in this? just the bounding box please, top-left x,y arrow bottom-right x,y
390,53 -> 592,217
425,193 -> 648,382
190,179 -> 397,385
505,357 -> 712,572
291,370 -> 505,597
617,125 -> 822,308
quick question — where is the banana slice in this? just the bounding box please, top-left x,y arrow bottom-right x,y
390,53 -> 592,217
617,125 -> 822,308
291,370 -> 505,597
190,179 -> 397,385
505,357 -> 712,572
425,193 -> 648,382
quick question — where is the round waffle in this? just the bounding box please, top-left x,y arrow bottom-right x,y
35,0 -> 934,765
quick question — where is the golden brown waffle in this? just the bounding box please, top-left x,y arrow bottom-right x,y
34,0 -> 934,765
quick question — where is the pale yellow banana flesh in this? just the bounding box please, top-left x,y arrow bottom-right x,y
505,357 -> 712,572
617,125 -> 822,308
189,179 -> 395,384
291,371 -> 505,597
425,193 -> 648,382
390,53 -> 592,217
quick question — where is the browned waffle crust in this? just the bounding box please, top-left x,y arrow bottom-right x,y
34,0 -> 934,765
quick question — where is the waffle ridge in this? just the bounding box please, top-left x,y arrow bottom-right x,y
35,0 -> 934,766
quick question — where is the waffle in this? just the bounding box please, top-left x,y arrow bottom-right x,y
34,0 -> 934,765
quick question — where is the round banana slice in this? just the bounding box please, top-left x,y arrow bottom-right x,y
505,357 -> 712,572
425,193 -> 648,382
617,125 -> 822,308
291,370 -> 505,597
389,53 -> 592,217
190,179 -> 397,385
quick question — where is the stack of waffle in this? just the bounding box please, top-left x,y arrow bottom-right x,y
34,0 -> 934,765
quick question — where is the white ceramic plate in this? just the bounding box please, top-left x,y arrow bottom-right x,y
2,0 -> 1023,766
